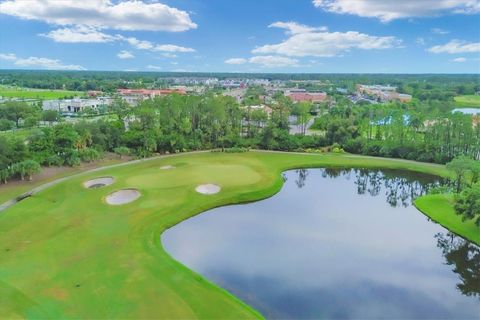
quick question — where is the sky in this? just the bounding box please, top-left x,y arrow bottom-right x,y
0,0 -> 479,73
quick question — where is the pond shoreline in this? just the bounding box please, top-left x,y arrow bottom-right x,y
2,151 -> 477,319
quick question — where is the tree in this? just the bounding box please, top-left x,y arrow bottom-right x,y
114,146 -> 130,159
293,102 -> 311,135
446,156 -> 474,193
454,182 -> 480,226
42,110 -> 60,124
0,119 -> 14,131
21,160 -> 41,181
1,101 -> 31,127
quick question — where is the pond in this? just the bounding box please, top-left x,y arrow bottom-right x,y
452,108 -> 480,115
162,169 -> 480,319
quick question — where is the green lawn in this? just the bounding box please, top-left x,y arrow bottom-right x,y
415,194 -> 480,246
0,87 -> 85,99
1,151 -> 470,319
454,95 -> 480,107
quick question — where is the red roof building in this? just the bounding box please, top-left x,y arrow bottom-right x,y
286,92 -> 327,103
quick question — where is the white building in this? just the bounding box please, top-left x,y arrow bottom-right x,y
43,97 -> 113,113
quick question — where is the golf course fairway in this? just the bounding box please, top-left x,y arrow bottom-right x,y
0,151 -> 469,319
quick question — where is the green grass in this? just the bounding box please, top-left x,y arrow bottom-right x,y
415,194 -> 480,246
0,87 -> 85,99
0,158 -> 127,205
454,95 -> 480,107
0,151 -> 464,319
0,128 -> 33,141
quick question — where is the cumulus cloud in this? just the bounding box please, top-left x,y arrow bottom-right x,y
147,65 -> 162,70
40,25 -> 116,43
225,58 -> 247,64
312,0 -> 480,22
249,55 -> 299,67
40,28 -> 196,53
428,40 -> 480,54
0,53 -> 85,70
253,22 -> 400,57
451,57 -> 467,62
117,50 -> 134,59
0,0 -> 197,32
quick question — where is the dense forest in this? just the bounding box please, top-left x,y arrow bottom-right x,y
0,70 -> 479,96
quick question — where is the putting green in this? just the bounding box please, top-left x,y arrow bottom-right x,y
0,151 -> 459,319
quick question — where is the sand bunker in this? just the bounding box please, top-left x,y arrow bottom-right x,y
105,189 -> 141,205
160,165 -> 175,170
83,177 -> 114,189
195,184 -> 221,195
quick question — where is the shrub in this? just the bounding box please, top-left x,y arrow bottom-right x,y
78,148 -> 101,162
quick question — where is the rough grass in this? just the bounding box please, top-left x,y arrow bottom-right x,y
415,194 -> 480,246
454,95 -> 480,107
0,87 -> 84,99
0,151 -> 462,319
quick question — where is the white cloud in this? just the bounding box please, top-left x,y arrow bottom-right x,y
225,58 -> 247,64
0,0 -> 197,32
147,65 -> 162,70
0,53 -> 17,61
121,36 -> 154,50
253,23 -> 400,57
431,27 -> 450,35
41,29 -> 196,54
119,36 -> 195,53
428,40 -> 480,54
269,21 -> 328,34
312,0 -> 480,22
451,57 -> 467,62
117,50 -> 134,59
0,53 -> 85,70
249,56 -> 299,67
416,37 -> 426,46
161,53 -> 178,58
40,25 -> 116,43
153,44 -> 195,53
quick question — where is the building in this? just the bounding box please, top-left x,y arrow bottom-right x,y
285,90 -> 327,103
356,84 -> 412,103
43,97 -> 112,114
116,88 -> 186,98
243,104 -> 273,116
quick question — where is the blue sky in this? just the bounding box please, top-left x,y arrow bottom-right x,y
0,0 -> 479,73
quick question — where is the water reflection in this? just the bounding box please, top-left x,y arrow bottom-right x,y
319,168 -> 439,207
295,169 -> 309,188
436,232 -> 480,298
162,169 -> 478,319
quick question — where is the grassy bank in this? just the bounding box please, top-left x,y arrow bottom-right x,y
0,151 -> 462,319
415,194 -> 480,246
